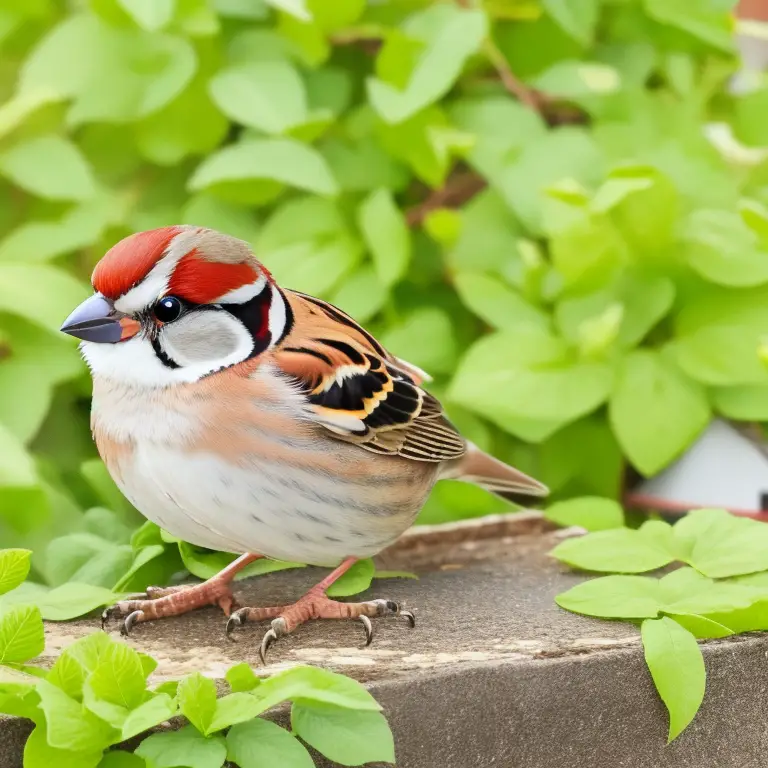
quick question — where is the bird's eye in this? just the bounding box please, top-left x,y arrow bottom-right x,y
153,296 -> 183,323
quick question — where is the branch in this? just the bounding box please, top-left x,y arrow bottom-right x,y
405,172 -> 487,228
482,39 -> 546,113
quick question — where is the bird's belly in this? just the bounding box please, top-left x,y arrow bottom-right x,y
115,443 -> 433,567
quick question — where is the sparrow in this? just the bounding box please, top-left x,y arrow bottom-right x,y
60,225 -> 549,661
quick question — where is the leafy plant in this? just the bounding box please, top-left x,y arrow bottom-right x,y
0,548 -> 395,767
0,0 -> 760,586
552,508 -> 768,741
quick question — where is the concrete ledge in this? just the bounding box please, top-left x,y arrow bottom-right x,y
4,512 -> 768,767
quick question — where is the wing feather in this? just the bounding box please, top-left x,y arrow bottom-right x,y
273,291 -> 465,462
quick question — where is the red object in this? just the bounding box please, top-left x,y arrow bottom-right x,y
93,226 -> 180,299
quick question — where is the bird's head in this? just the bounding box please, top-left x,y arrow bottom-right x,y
60,226 -> 291,386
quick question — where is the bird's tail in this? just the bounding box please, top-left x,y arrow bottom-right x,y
442,442 -> 549,507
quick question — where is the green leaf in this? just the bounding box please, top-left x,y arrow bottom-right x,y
0,136 -> 96,201
225,662 -> 261,693
674,325 -> 768,387
673,508 -> 768,579
551,527 -> 674,573
667,613 -> 733,640
641,617 -> 705,742
545,497 -> 624,532
367,7 -> 487,124
329,267 -> 388,324
380,307 -> 457,375
251,666 -> 381,714
24,723 -> 103,768
20,15 -> 197,125
45,533 -> 133,589
453,273 -> 549,333
58,632 -> 112,677
555,575 -> 662,619
30,583 -> 118,621
497,128 -> 604,234
208,692 -> 267,733
189,139 -> 338,203
117,0 -> 176,31
177,672 -> 217,735
609,351 -> 710,476
48,651 -> 88,700
88,641 -> 146,710
98,752 -> 146,768
209,62 -> 307,134
135,78 -> 228,166
0,262 -> 89,332
555,272 -> 674,350
449,97 -> 546,181
121,693 -> 178,740
265,0 -> 311,21
292,702 -> 395,766
657,566 -> 756,614
542,0 -> 597,45
643,0 -> 735,52
357,189 -> 411,288
327,559 -> 374,598
37,679 -> 115,752
227,718 -> 314,768
712,384 -> 768,420
0,549 -> 31,595
683,209 -> 768,288
533,61 -> 619,99
136,725 -> 226,768
449,327 -> 612,437
0,604 -> 44,663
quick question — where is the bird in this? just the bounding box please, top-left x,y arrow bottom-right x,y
60,225 -> 549,662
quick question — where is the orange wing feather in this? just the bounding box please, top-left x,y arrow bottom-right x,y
272,291 -> 465,462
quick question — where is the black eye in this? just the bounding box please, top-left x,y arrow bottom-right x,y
153,296 -> 183,323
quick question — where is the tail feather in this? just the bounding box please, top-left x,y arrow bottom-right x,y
444,443 -> 549,507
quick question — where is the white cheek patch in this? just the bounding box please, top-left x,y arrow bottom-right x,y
81,311 -> 254,388
161,311 -> 252,368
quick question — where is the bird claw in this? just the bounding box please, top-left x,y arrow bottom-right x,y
359,615 -> 373,647
101,606 -> 115,631
120,610 -> 144,636
259,618 -> 287,665
226,608 -> 249,642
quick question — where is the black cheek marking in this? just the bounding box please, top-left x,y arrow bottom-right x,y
222,283 -> 273,358
275,286 -> 294,345
151,336 -> 180,369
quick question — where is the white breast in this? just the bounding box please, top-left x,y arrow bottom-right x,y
92,368 -> 430,567
116,444 -> 411,566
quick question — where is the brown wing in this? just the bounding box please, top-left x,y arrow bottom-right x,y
272,290 -> 466,463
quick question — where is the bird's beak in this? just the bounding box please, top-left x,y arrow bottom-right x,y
60,294 -> 140,343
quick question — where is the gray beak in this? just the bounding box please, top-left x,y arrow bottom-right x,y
60,294 -> 123,344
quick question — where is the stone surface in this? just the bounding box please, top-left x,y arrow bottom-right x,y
4,512 -> 768,768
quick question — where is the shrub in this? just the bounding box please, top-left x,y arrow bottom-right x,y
0,1 -> 756,574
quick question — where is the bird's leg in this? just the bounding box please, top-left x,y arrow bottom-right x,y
225,557 -> 415,663
103,553 -> 262,635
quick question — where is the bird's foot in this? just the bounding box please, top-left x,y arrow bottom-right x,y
226,592 -> 415,663
102,580 -> 238,636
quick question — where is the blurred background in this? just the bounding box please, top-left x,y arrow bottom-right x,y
0,0 -> 765,588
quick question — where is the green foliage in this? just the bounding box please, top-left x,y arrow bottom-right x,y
0,0 -> 758,580
552,508 -> 768,742
0,548 -> 395,767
